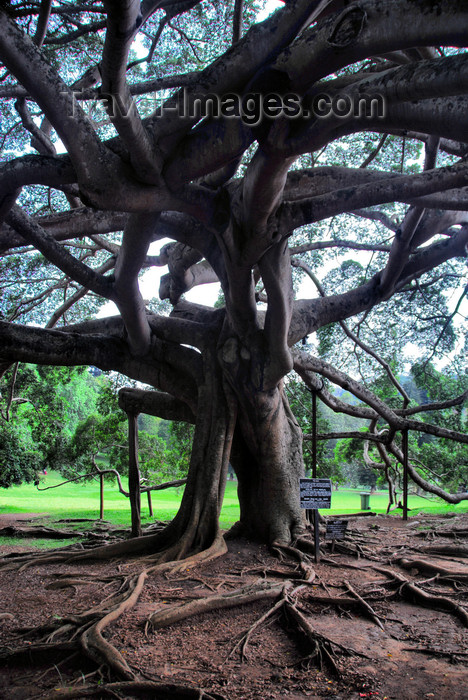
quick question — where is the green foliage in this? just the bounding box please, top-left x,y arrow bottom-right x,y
0,363 -> 110,485
67,380 -> 193,486
67,412 -> 127,477
0,364 -> 84,482
408,362 -> 468,491
334,438 -> 378,489
0,359 -> 194,490
138,420 -> 193,485
0,421 -> 39,488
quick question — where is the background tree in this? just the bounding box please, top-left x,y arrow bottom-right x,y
0,362 -> 97,485
0,0 -> 467,562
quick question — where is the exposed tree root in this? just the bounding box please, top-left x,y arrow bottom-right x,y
0,612 -> 15,622
230,595 -> 287,662
144,533 -> 228,574
319,556 -> 374,572
44,572 -> 116,591
0,641 -> 76,663
81,570 -> 147,680
375,567 -> 468,628
0,525 -> 83,539
5,526 -> 468,697
271,541 -> 311,564
343,580 -> 384,630
0,526 -> 227,575
293,536 -> 318,556
395,557 -> 468,583
414,528 -> 468,539
403,647 -> 468,662
34,681 -> 227,699
0,533 -> 231,696
418,545 -> 468,558
146,579 -> 286,632
142,558 -> 377,680
57,518 -> 109,523
284,602 -> 368,676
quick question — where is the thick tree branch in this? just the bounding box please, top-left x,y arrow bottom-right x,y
118,388 -> 195,423
101,0 -> 162,183
7,207 -> 114,300
0,10 -> 115,187
280,162 -> 468,233
258,240 -> 294,389
112,213 -> 159,356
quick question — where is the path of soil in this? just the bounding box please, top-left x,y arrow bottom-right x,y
0,512 -> 467,699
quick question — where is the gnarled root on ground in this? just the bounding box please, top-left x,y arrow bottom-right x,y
146,579 -> 287,632
0,533 -> 229,694
0,524 -> 227,575
418,545 -> 468,559
33,680 -> 227,699
81,570 -> 148,680
284,602 -> 368,676
375,566 -> 468,628
394,556 -> 468,584
343,580 -> 384,629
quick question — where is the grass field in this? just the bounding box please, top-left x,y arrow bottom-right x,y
0,471 -> 467,538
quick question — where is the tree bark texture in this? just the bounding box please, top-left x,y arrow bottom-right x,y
127,413 -> 142,538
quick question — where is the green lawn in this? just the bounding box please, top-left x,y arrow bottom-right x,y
0,472 -> 467,536
0,471 -> 240,530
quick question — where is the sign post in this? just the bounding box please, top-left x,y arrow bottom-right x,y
325,519 -> 348,552
300,477 -> 332,562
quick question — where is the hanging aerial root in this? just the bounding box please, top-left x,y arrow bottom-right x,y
375,567 -> 468,628
33,680 -> 227,699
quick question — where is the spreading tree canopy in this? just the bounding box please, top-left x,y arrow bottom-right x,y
0,0 -> 467,558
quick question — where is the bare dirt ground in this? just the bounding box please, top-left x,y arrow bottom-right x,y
0,512 -> 467,700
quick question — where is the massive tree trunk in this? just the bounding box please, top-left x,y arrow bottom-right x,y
220,331 -> 306,545
153,348 -> 236,560
231,386 -> 306,544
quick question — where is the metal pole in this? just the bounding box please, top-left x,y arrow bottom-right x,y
312,390 -> 317,479
402,428 -> 409,521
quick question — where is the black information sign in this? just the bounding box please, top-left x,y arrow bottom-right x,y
299,478 -> 332,509
325,519 -> 348,541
